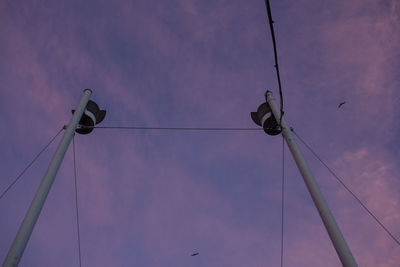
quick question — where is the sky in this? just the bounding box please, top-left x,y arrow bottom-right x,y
0,0 -> 399,266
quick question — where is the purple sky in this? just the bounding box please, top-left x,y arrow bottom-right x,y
1,0 -> 400,266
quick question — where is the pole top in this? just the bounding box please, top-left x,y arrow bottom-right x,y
84,88 -> 93,94
265,90 -> 273,98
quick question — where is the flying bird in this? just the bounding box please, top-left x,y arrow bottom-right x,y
338,101 -> 346,108
191,252 -> 199,256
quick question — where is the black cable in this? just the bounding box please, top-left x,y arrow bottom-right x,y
280,135 -> 285,267
292,129 -> 400,247
264,0 -> 284,121
0,127 -> 64,200
72,136 -> 82,267
85,126 -> 262,131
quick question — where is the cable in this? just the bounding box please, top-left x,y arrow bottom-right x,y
263,0 -> 284,121
84,126 -> 262,131
280,135 -> 285,267
0,127 -> 64,200
292,129 -> 400,247
73,136 -> 82,267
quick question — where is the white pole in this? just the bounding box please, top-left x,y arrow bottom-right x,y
265,91 -> 357,267
3,89 -> 92,267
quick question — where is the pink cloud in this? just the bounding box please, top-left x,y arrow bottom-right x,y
314,1 -> 400,147
329,147 -> 400,266
1,0 -> 399,266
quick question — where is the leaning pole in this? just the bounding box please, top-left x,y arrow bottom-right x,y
3,89 -> 92,267
251,91 -> 358,267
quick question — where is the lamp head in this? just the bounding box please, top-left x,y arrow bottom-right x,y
251,102 -> 281,136
72,100 -> 106,134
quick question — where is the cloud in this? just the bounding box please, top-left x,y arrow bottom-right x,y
330,147 -> 400,266
1,0 -> 399,266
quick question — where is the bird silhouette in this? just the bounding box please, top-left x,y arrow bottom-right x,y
191,253 -> 199,256
338,101 -> 346,108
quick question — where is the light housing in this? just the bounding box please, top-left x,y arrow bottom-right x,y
72,99 -> 106,135
251,102 -> 281,135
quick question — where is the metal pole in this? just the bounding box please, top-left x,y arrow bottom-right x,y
3,89 -> 92,267
265,91 -> 357,267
